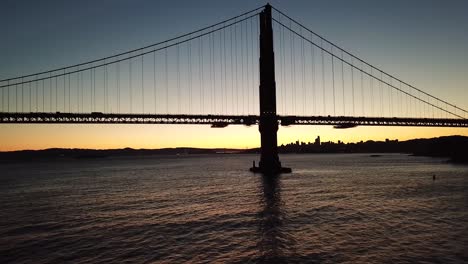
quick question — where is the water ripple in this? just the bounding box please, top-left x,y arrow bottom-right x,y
0,154 -> 467,263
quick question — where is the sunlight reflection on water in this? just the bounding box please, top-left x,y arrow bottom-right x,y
0,154 -> 467,263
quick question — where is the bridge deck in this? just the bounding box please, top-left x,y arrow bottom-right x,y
0,112 -> 467,127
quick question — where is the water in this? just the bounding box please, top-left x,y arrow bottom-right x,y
1,154 -> 467,263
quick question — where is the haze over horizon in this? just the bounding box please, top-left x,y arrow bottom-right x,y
1,0 -> 468,151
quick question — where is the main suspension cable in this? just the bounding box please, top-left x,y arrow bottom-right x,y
271,5 -> 468,115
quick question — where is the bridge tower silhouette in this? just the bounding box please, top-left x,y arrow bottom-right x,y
251,4 -> 291,174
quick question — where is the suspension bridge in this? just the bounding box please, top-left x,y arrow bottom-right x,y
1,4 -> 467,173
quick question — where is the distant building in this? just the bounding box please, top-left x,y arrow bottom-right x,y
315,136 -> 321,146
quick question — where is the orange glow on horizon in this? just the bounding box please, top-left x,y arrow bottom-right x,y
1,124 -> 467,151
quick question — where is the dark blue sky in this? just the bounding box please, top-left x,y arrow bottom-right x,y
2,0 -> 468,83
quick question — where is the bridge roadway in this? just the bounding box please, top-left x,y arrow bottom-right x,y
1,112 -> 467,128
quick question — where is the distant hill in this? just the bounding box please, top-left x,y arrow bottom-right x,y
0,147 -> 243,162
1,136 -> 467,164
403,136 -> 468,163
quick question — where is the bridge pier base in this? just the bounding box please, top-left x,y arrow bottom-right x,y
250,163 -> 292,174
250,4 -> 291,175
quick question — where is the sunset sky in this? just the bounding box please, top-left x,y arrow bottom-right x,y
1,0 -> 468,151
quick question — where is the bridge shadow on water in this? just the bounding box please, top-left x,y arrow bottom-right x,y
252,174 -> 331,264
254,174 -> 299,263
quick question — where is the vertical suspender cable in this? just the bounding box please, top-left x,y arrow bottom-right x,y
35,78 -> 37,112
7,80 -> 10,112
200,38 -> 204,114
225,26 -> 229,114
39,76 -> 41,112
219,28 -> 223,114
341,51 -> 345,116
281,17 -> 292,114
431,94 -> 434,118
351,60 -> 355,116
90,69 -> 92,112
380,71 -> 383,116
256,16 -> 259,113
77,71 -> 80,113
214,31 -> 217,114
130,58 -> 132,113
234,22 -> 238,114
246,20 -> 249,114
68,72 -> 71,112
279,14 -> 285,114
21,78 -> 24,112
55,76 -> 57,112
80,70 -> 83,113
331,47 -> 335,116
291,21 -> 296,114
94,67 -> 96,112
213,32 -> 215,113
45,74 -> 48,112
321,39 -> 325,115
28,80 -> 31,112
311,32 -> 316,115
301,28 -> 305,115
39,75 -> 43,112
223,25 -> 228,114
189,40 -> 193,113
360,63 -> 364,116
117,63 -> 120,113
213,30 -> 217,114
177,45 -> 180,113
165,48 -> 168,114
409,81 -> 413,117
399,79 -> 403,117
209,33 -> 213,113
49,74 -> 52,113
153,51 -> 157,114
103,64 -> 106,112
142,55 -> 145,114
387,78 -> 392,117
29,77 -> 32,112
245,20 -> 249,114
252,17 -> 257,114
104,63 -> 107,113
230,26 -> 234,114
400,81 -> 406,117
288,21 -> 293,114
241,20 -> 245,114
1,81 -> 3,112
211,32 -> 215,114
199,38 -> 203,113
63,70 -> 66,111
389,78 -> 393,117
370,67 -> 374,115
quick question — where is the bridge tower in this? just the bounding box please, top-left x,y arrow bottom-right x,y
251,4 -> 291,174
